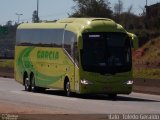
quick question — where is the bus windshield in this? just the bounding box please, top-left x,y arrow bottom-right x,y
81,32 -> 132,74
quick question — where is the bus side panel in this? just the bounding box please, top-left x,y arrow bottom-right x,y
22,46 -> 75,90
15,46 -> 34,84
15,45 -> 76,91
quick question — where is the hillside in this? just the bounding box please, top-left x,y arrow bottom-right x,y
133,36 -> 160,79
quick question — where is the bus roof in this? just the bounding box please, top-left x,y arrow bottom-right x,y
56,18 -> 113,24
57,18 -> 126,32
17,18 -> 126,33
17,23 -> 65,29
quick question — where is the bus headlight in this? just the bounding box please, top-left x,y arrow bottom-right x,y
81,79 -> 93,85
124,80 -> 133,85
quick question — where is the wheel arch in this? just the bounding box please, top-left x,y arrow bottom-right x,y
30,72 -> 34,80
23,71 -> 28,85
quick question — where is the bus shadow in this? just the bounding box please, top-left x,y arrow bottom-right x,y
36,89 -> 160,102
77,94 -> 160,102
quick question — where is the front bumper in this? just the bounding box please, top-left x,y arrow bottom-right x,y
79,80 -> 133,94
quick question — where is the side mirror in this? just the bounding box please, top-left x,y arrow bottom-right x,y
127,32 -> 139,50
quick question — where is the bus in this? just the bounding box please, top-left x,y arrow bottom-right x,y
15,18 -> 135,97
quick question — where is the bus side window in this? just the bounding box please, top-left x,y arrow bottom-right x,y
74,41 -> 79,66
64,31 -> 72,56
64,31 -> 79,65
16,29 -> 63,47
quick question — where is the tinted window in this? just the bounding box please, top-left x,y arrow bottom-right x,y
81,32 -> 132,74
16,29 -> 64,47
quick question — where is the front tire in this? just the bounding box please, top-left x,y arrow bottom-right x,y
65,81 -> 72,97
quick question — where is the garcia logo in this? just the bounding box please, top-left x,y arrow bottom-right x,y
37,50 -> 59,60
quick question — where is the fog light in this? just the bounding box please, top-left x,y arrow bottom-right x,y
124,80 -> 133,85
81,79 -> 93,85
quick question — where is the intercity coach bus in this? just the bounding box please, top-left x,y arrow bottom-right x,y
15,18 -> 136,97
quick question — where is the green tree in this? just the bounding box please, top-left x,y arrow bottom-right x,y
69,0 -> 112,18
0,26 -> 8,36
32,10 -> 39,23
6,20 -> 12,26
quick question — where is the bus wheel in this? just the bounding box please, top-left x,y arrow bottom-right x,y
31,75 -> 37,92
24,77 -> 31,91
31,75 -> 45,93
65,81 -> 72,97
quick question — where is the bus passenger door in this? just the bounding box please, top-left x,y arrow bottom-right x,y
63,29 -> 77,92
73,40 -> 80,93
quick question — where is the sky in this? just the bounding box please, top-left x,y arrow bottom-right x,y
0,0 -> 159,25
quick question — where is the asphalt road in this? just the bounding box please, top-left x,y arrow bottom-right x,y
0,77 -> 160,114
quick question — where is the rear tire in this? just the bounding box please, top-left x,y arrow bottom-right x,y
31,75 -> 45,93
24,77 -> 31,91
31,75 -> 37,92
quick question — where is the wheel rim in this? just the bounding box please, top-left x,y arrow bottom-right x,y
66,82 -> 71,97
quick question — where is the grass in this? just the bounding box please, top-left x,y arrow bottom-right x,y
0,59 -> 14,78
133,36 -> 160,80
133,68 -> 160,79
0,59 -> 14,68
134,37 -> 160,66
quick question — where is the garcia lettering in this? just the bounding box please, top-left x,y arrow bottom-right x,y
37,50 -> 59,60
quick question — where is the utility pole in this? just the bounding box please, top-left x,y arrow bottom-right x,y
146,0 -> 148,6
145,0 -> 148,15
118,0 -> 120,15
145,0 -> 148,29
37,0 -> 39,22
16,13 -> 23,24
